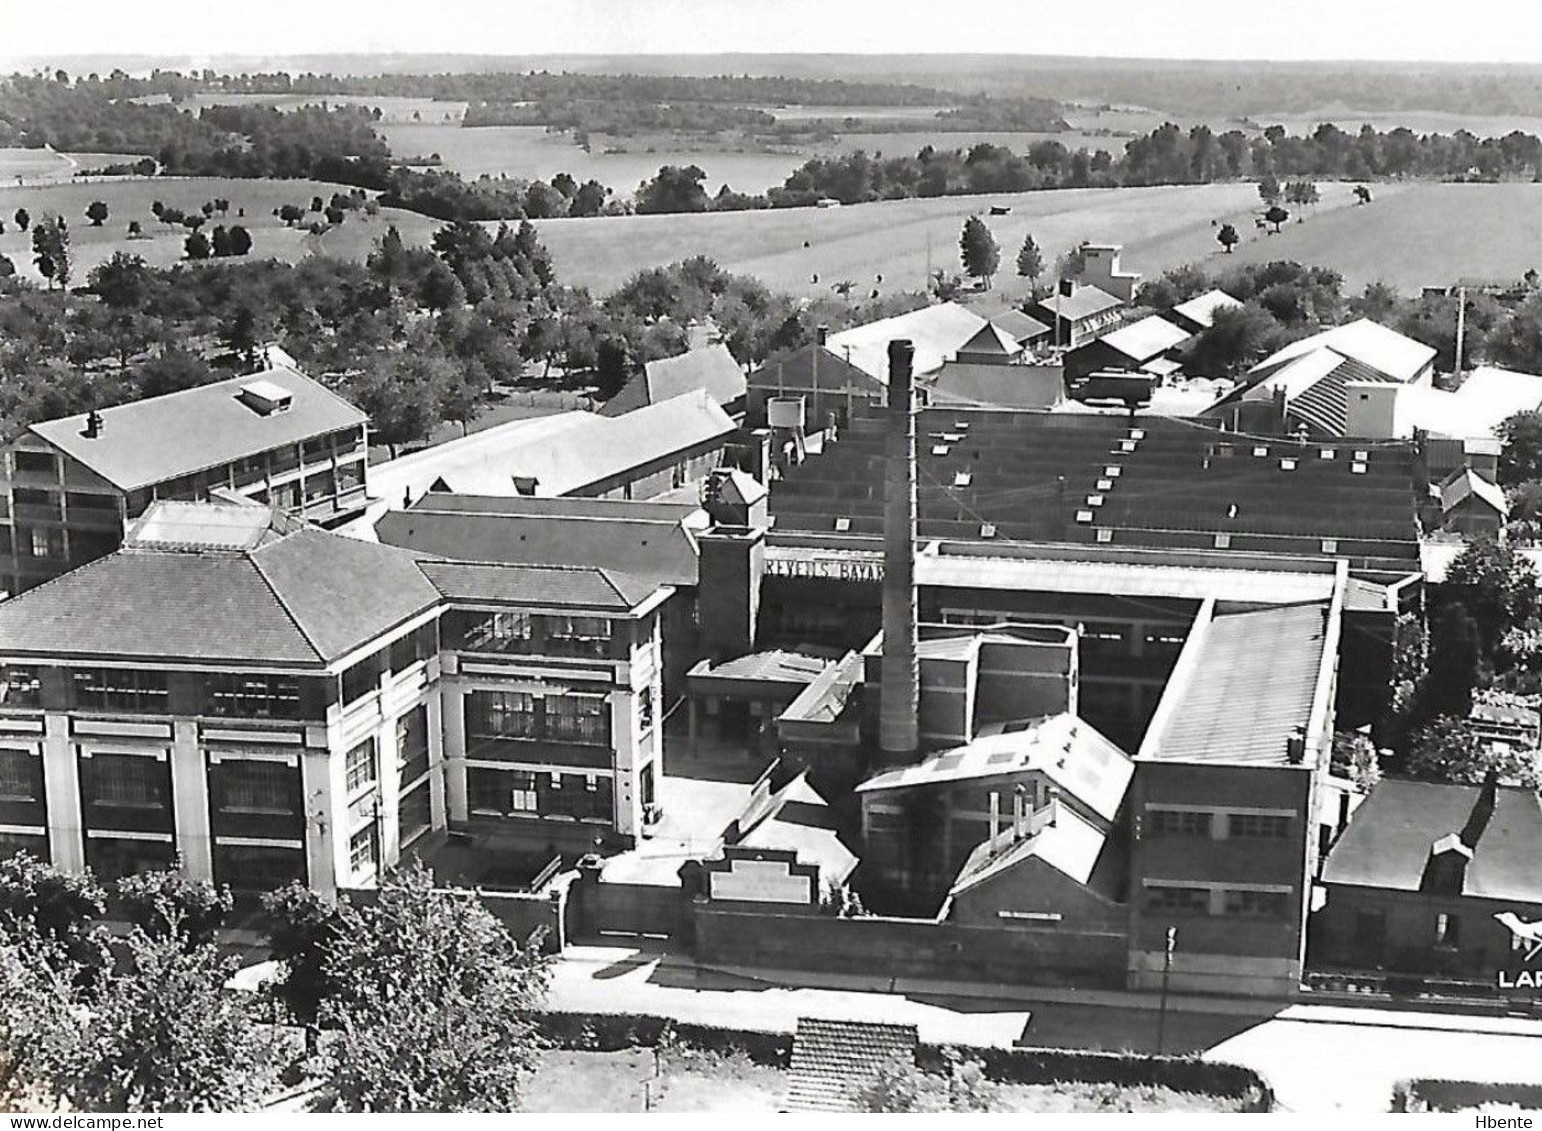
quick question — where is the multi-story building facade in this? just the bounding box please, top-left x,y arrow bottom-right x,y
0,347 -> 369,596
0,502 -> 669,893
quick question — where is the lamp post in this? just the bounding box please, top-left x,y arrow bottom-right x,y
1156,925 -> 1177,1054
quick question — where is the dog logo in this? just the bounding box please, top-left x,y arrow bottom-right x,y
1496,913 -> 1542,989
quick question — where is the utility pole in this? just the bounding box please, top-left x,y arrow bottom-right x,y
1155,925 -> 1177,1054
1454,284 -> 1468,381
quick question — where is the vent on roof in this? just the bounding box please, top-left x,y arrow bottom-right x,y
931,444 -> 950,457
834,517 -> 851,532
1351,462 -> 1368,475
942,433 -> 964,443
954,421 -> 970,430
1076,510 -> 1094,523
979,523 -> 997,539
1096,478 -> 1113,491
1253,446 -> 1268,457
953,472 -> 972,487
1354,450 -> 1369,461
1095,528 -> 1113,544
1321,539 -> 1339,554
1214,533 -> 1231,549
1118,440 -> 1137,453
1129,428 -> 1145,441
513,476 -> 539,495
1086,494 -> 1104,507
1104,466 -> 1122,478
1320,448 -> 1335,460
1280,458 -> 1297,471
237,380 -> 293,416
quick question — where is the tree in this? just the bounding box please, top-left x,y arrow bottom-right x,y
634,164 -> 711,214
1189,301 -> 1281,375
210,225 -> 231,257
1014,232 -> 1044,281
325,206 -> 346,226
13,208 -> 29,231
87,251 -> 151,310
0,927 -> 82,1111
1498,411 -> 1542,488
317,862 -> 550,1112
184,230 -> 211,260
60,929 -> 280,1112
1445,534 -> 1540,656
1420,602 -> 1482,720
0,253 -> 14,280
1257,175 -> 1281,205
1405,716 -> 1542,788
310,196 -> 324,213
347,353 -> 452,457
1263,204 -> 1290,233
181,214 -> 205,232
261,883 -> 348,1033
126,219 -> 142,238
278,204 -> 305,226
138,348 -> 213,398
31,216 -> 70,289
0,852 -> 105,956
84,201 -> 108,227
595,336 -> 631,399
226,225 -> 253,256
959,215 -> 1000,289
1216,223 -> 1240,253
855,1053 -> 1001,1113
115,866 -> 233,951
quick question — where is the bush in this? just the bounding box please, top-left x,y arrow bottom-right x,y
1393,1078 -> 1542,1112
116,865 -> 233,948
530,1011 -> 792,1065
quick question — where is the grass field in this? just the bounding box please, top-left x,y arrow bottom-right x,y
530,180 -> 1381,299
1209,181 -> 1542,293
518,1048 -> 1243,1112
0,176 -> 438,285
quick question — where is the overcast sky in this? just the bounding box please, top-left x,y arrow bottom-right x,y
2,0 -> 1539,66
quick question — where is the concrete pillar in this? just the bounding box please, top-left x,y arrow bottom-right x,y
376,706 -> 402,870
41,714 -> 84,872
425,684 -> 447,834
301,747 -> 339,897
610,690 -> 636,836
169,720 -> 213,880
442,684 -> 468,823
879,339 -> 920,761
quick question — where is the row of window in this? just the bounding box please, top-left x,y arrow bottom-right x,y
1145,808 -> 1293,841
447,611 -> 623,660
466,689 -> 611,747
341,623 -> 441,706
1,665 -> 322,720
1145,885 -> 1292,919
468,766 -> 614,821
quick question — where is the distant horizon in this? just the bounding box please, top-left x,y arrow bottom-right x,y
4,0 -> 1542,69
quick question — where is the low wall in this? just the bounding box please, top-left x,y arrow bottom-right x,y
567,871 -> 688,940
693,904 -> 1128,987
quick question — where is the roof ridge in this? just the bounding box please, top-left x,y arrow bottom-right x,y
247,532 -> 331,664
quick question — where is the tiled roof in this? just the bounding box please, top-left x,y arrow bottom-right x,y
417,560 -> 663,610
928,362 -> 1063,410
747,343 -> 880,394
691,650 -> 829,684
1145,601 -> 1330,766
375,506 -> 700,587
955,322 -> 1022,358
602,344 -> 745,418
29,350 -> 365,492
1323,780 -> 1542,904
785,1018 -> 918,1112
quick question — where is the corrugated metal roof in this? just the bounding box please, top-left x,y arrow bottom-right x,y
29,354 -> 365,492
692,650 -> 828,684
1323,780 -> 1542,904
1147,601 -> 1329,766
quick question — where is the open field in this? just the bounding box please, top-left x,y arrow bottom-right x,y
0,176 -> 438,284
1207,181 -> 1542,294
531,180 -> 1384,299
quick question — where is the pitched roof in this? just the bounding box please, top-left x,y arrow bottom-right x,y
0,511 -> 439,666
1249,319 -> 1435,385
369,391 -> 733,502
1238,349 -> 1397,435
955,322 -> 1022,358
950,800 -> 1116,897
856,712 -> 1133,824
29,350 -> 365,492
1096,315 -> 1190,363
1390,366 -> 1542,441
375,505 -> 700,587
1322,780 -> 1542,904
737,772 -> 859,886
927,362 -> 1064,410
691,650 -> 829,684
747,343 -> 880,394
1171,288 -> 1243,330
989,308 -> 1052,344
825,303 -> 987,381
1032,284 -> 1122,323
1144,601 -> 1331,766
785,1019 -> 918,1112
1441,468 -> 1509,516
416,560 -> 663,610
602,343 -> 746,418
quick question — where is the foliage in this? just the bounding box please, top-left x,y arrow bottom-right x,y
856,1053 -> 1002,1113
635,164 -> 712,215
1015,233 -> 1044,280
0,852 -> 106,956
1257,175 -> 1281,204
115,865 -> 233,950
1188,302 -> 1285,376
1331,731 -> 1383,792
1216,223 -> 1240,253
959,216 -> 1000,287
1444,534 -> 1541,657
1404,716 -> 1542,787
30,216 -> 70,290
317,862 -> 551,1112
1419,602 -> 1483,720
1498,410 -> 1542,489
261,882 -> 348,1029
0,927 -> 81,1111
1263,204 -> 1290,232
85,200 -> 108,227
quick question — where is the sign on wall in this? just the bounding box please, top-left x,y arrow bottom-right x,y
1497,911 -> 1542,990
708,857 -> 814,905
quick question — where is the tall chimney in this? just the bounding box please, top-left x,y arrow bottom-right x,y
989,791 -> 1002,845
879,339 -> 919,760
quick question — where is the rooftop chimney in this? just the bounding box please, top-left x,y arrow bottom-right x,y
989,791 -> 1002,846
83,409 -> 102,439
879,339 -> 919,761
816,324 -> 829,347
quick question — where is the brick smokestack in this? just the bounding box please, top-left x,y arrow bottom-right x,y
879,339 -> 919,760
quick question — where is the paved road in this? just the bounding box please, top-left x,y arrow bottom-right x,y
550,945 -> 1542,1112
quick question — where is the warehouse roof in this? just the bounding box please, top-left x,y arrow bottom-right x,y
989,308 -> 1053,344
602,343 -> 746,417
1251,318 -> 1435,385
28,348 -> 365,492
826,302 -> 987,381
1096,315 -> 1190,363
1032,284 -> 1122,323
